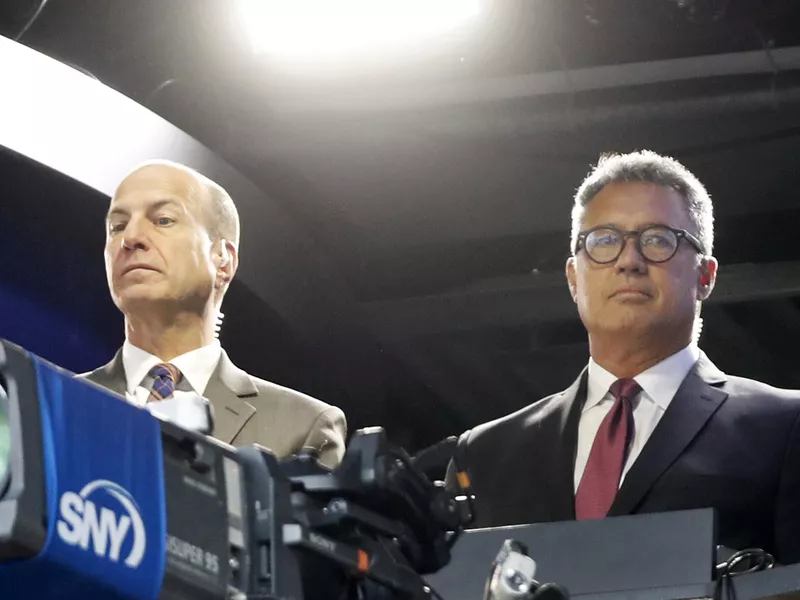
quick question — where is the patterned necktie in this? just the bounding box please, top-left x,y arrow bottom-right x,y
146,363 -> 182,403
575,378 -> 641,520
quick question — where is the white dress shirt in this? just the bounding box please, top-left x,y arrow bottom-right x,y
573,343 -> 701,492
122,340 -> 222,406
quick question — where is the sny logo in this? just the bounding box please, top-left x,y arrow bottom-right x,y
56,479 -> 146,568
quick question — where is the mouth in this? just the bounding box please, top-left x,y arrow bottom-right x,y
121,264 -> 159,276
610,288 -> 651,300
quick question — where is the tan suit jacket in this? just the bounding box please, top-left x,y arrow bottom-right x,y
79,348 -> 347,468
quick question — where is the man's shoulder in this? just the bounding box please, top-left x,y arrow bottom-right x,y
74,352 -> 123,388
76,366 -> 102,380
461,389 -> 568,450
242,370 -> 342,420
721,373 -> 800,411
694,352 -> 800,408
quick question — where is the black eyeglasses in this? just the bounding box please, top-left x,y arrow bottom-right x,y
575,225 -> 706,264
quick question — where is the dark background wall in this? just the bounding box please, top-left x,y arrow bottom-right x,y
0,150 -> 121,371
3,1 -> 800,456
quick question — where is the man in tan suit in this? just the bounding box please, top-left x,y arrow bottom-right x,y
81,160 -> 346,467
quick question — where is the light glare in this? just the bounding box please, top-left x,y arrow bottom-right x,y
239,0 -> 481,60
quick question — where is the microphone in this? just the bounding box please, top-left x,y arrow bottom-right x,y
484,540 -> 570,600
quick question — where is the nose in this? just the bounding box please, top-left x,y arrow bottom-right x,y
614,234 -> 647,274
120,217 -> 150,251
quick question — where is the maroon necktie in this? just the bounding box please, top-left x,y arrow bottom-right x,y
575,378 -> 641,520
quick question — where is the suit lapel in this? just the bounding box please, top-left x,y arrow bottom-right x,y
608,353 -> 728,517
546,369 -> 588,522
203,350 -> 257,443
84,347 -> 258,443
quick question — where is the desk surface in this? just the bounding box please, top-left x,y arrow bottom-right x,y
427,509 -> 716,599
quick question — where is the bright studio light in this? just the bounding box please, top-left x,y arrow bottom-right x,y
239,0 -> 481,60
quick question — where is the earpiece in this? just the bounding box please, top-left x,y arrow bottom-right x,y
697,267 -> 713,300
216,242 -> 232,287
218,244 -> 230,268
699,256 -> 712,287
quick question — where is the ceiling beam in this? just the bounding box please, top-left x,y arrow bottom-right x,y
269,46 -> 800,115
362,261 -> 800,339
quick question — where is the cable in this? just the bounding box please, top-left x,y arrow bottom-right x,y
14,0 -> 49,42
714,548 -> 775,600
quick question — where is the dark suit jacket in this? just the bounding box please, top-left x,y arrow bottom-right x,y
79,348 -> 347,468
448,353 -> 800,564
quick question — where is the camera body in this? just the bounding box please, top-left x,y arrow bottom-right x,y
0,339 -> 467,600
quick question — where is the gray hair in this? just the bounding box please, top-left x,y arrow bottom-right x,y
203,178 -> 240,249
570,150 -> 714,256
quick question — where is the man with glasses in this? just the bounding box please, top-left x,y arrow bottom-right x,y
448,150 -> 800,563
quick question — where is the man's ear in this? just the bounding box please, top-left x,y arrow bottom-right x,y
215,239 -> 238,288
566,257 -> 578,303
696,255 -> 718,301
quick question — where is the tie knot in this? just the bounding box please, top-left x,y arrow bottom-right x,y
610,378 -> 641,402
146,363 -> 183,403
150,363 -> 182,384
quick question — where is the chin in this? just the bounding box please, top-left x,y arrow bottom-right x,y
115,286 -> 169,309
595,308 -> 658,334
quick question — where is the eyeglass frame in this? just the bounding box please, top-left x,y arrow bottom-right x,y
574,224 -> 706,264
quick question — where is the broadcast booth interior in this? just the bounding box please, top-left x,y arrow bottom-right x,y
6,335 -> 800,600
6,2 -> 800,597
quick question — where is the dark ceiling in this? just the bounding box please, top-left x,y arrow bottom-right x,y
3,0 -> 800,456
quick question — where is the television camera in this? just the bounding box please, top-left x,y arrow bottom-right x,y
0,338 -> 473,600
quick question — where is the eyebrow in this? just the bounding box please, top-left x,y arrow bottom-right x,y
590,221 -> 672,230
106,198 -> 181,221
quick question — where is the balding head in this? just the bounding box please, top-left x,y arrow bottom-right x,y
105,160 -> 240,322
119,160 -> 240,248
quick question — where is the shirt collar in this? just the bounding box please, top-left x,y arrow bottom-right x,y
122,339 -> 222,396
585,343 -> 700,412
